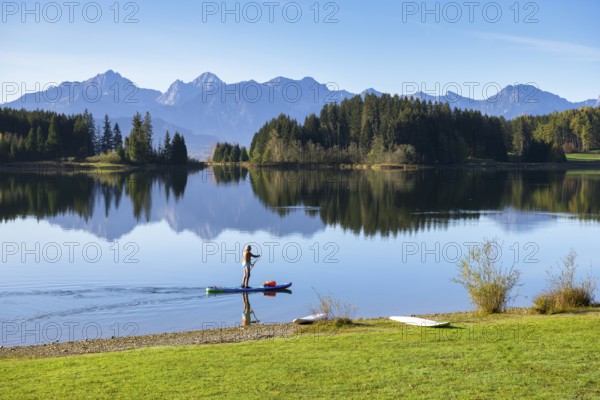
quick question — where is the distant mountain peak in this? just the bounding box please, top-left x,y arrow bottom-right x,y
192,72 -> 223,86
101,69 -> 119,77
361,88 -> 382,97
85,70 -> 130,87
500,84 -> 539,93
265,76 -> 294,85
96,69 -> 126,80
300,76 -> 318,84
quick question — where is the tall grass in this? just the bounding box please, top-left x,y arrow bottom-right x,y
453,238 -> 521,314
534,250 -> 597,314
308,290 -> 357,324
85,151 -> 124,164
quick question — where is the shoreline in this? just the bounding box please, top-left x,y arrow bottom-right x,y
0,307 -> 542,359
2,160 -> 600,173
0,161 -> 207,173
0,323 -> 300,359
207,160 -> 600,171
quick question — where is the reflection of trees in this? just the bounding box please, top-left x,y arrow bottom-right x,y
126,172 -> 152,222
0,168 -> 201,223
248,168 -> 487,235
211,166 -> 249,185
0,174 -> 96,221
244,168 -> 600,236
98,174 -> 127,217
511,171 -> 600,218
166,169 -> 188,200
126,169 -> 190,221
3,166 -> 600,236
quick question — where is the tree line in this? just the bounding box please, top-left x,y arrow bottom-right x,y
0,108 -> 188,165
510,106 -> 600,159
0,108 -> 97,160
214,94 -> 600,164
212,142 -> 249,162
248,94 -> 508,164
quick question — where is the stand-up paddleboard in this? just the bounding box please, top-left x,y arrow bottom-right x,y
206,282 -> 292,294
389,316 -> 450,328
293,313 -> 327,324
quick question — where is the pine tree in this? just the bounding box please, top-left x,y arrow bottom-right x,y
142,111 -> 153,160
240,147 -> 249,162
94,124 -> 102,155
9,137 -> 19,160
36,127 -> 45,155
162,131 -> 172,162
212,143 -> 224,162
231,144 -> 241,162
45,116 -> 61,158
84,110 -> 96,157
101,114 -> 113,153
303,114 -> 320,146
73,116 -> 88,158
126,112 -> 147,163
170,132 -> 188,164
25,127 -> 37,158
0,134 -> 7,162
113,123 -> 123,151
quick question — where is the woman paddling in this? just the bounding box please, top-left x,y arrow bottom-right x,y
241,245 -> 260,288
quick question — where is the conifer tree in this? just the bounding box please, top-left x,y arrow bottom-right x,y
113,122 -> 123,151
45,116 -> 61,158
170,132 -> 188,164
101,114 -> 113,153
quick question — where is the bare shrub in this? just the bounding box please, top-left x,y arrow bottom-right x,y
453,238 -> 521,314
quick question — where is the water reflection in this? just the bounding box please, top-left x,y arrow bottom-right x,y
242,292 -> 253,326
0,168 -> 196,224
240,292 -> 291,326
206,291 -> 292,327
1,166 -> 600,238
245,167 -> 600,235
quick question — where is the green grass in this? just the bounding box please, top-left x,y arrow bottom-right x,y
567,170 -> 600,176
84,152 -> 125,165
567,151 -> 600,162
1,311 -> 599,399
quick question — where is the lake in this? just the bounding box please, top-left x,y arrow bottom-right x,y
1,166 -> 599,347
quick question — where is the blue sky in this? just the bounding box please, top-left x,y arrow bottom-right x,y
1,0 -> 599,102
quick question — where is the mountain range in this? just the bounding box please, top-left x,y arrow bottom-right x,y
2,70 -> 598,155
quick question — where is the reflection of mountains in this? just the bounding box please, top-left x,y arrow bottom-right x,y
0,169 -> 324,240
2,167 -> 600,239
484,208 -> 555,232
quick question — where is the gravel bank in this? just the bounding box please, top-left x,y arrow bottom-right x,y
0,323 -> 301,359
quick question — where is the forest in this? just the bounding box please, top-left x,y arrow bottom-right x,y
511,106 -> 600,161
0,108 -> 188,165
217,94 -> 600,164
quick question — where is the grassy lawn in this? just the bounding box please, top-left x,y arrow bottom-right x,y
1,310 -> 599,399
567,151 -> 600,162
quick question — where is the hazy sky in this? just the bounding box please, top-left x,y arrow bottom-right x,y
1,0 -> 599,102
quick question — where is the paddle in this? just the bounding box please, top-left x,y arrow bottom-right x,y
250,254 -> 261,270
251,309 -> 260,324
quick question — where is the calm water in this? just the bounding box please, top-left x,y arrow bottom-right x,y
1,166 -> 599,347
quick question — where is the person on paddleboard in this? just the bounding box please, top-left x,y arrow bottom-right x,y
241,245 -> 260,288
